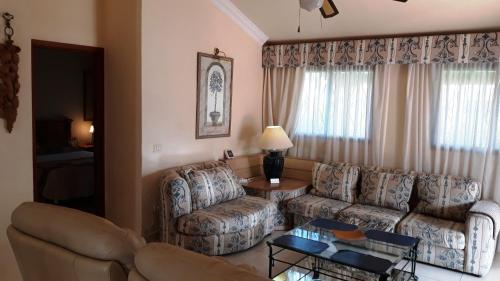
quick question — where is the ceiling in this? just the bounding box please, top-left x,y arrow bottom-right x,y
230,0 -> 500,42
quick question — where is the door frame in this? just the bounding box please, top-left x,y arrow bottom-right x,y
31,39 -> 105,217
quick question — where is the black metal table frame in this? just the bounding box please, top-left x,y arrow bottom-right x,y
267,240 -> 420,281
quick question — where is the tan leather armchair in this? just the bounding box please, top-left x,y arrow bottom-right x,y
7,202 -> 146,281
129,243 -> 270,281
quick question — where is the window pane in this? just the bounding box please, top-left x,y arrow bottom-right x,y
434,66 -> 496,150
294,67 -> 373,139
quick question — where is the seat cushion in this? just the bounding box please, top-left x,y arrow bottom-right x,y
177,196 -> 276,236
311,162 -> 360,203
397,212 -> 465,250
287,194 -> 352,220
336,204 -> 406,232
184,166 -> 246,210
415,174 -> 480,222
358,170 -> 415,212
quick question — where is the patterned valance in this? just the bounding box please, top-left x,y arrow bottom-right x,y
262,32 -> 500,68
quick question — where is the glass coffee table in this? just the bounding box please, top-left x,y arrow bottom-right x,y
267,219 -> 419,281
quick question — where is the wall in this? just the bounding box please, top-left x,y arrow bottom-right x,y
0,0 -> 99,279
98,0 -> 142,233
141,0 -> 264,238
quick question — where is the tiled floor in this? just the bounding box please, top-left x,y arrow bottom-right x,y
222,231 -> 500,281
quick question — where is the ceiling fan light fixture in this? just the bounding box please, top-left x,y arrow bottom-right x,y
300,0 -> 323,12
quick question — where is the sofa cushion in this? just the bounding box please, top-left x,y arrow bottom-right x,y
287,194 -> 352,220
177,196 -> 276,236
397,212 -> 465,250
311,162 -> 360,203
415,174 -> 480,222
184,166 -> 246,210
336,204 -> 406,232
358,170 -> 415,212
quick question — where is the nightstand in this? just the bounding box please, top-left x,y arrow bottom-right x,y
242,176 -> 310,230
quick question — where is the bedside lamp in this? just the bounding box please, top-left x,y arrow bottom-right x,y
89,125 -> 94,145
258,126 -> 294,181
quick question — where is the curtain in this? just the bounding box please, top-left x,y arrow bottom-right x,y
263,67 -> 305,133
263,65 -> 392,166
403,63 -> 500,203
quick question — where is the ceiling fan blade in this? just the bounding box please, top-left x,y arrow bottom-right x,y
394,0 -> 409,2
320,0 -> 339,18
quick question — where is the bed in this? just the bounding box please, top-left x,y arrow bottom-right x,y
35,118 -> 95,202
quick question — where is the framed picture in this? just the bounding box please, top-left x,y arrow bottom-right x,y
196,52 -> 233,139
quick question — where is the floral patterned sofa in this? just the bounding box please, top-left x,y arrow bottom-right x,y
287,162 -> 500,277
159,160 -> 277,256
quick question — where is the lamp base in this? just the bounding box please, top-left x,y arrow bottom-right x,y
263,151 -> 284,181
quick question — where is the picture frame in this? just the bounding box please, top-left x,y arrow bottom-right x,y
196,52 -> 233,139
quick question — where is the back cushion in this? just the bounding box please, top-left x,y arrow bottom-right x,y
415,174 -> 480,222
185,166 -> 246,210
358,170 -> 415,212
311,162 -> 360,203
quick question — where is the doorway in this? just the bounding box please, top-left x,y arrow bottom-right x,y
32,40 -> 104,216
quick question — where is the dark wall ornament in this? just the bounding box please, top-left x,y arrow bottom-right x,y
0,13 -> 21,133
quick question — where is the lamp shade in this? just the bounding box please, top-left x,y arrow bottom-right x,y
258,126 -> 293,151
89,125 -> 95,134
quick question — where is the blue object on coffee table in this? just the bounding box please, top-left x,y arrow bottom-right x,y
273,235 -> 329,254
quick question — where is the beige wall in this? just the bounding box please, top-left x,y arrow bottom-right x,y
0,0 -> 99,279
98,0 -> 142,233
141,0 -> 263,238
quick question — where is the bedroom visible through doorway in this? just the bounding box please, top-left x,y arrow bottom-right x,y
31,40 -> 105,216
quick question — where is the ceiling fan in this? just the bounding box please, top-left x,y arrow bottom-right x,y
300,0 -> 409,18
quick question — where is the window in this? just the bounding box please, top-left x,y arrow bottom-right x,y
434,65 -> 498,150
294,67 -> 373,140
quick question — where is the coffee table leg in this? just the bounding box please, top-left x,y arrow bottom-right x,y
312,257 -> 320,279
268,243 -> 273,279
410,244 -> 419,281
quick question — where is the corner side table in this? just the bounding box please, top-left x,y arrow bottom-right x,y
242,177 -> 310,230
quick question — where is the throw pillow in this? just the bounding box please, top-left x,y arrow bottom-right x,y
311,162 -> 360,203
185,166 -> 246,210
358,170 -> 415,212
415,174 -> 480,222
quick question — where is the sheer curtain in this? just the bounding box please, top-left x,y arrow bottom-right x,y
403,63 -> 500,202
263,65 -> 392,166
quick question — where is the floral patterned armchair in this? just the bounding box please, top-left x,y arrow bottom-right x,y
159,161 -> 276,256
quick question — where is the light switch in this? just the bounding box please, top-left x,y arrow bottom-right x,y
153,144 -> 162,152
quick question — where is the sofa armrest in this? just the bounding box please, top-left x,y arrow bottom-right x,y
159,169 -> 192,243
464,202 -> 500,276
468,200 -> 500,239
160,170 -> 192,219
133,243 -> 269,281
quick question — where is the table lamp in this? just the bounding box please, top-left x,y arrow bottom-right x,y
258,126 -> 294,181
89,125 -> 94,145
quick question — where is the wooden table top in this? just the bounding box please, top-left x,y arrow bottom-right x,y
242,177 -> 311,191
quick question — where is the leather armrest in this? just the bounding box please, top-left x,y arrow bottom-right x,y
134,243 -> 269,281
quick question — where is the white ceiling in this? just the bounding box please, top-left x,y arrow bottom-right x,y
230,0 -> 500,42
